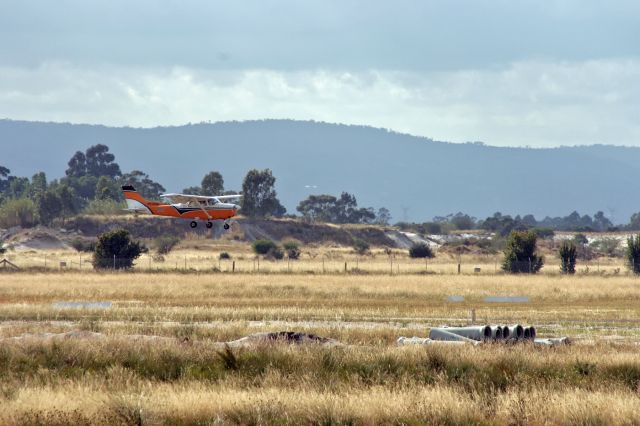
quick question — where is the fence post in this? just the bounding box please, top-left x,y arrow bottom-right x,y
232,261 -> 235,273
344,262 -> 347,273
44,254 -> 47,269
457,263 -> 461,274
113,254 -> 116,269
528,257 -> 532,274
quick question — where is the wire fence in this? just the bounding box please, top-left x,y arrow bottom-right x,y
1,253 -> 636,276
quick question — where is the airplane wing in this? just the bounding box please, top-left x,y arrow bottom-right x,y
160,193 -> 242,203
214,194 -> 243,200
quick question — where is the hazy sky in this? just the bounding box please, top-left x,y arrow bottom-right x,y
1,0 -> 639,147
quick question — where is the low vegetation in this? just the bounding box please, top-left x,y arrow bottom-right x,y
502,230 -> 544,274
559,240 -> 577,274
0,272 -> 639,424
93,229 -> 146,269
408,242 -> 434,258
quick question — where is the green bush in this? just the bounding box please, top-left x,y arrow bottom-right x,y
154,235 -> 181,255
219,252 -> 231,260
408,243 -> 434,259
252,239 -> 278,255
0,198 -> 38,228
558,240 -> 577,274
283,241 -> 301,260
502,230 -> 544,274
626,234 -> 640,275
83,199 -> 126,215
93,229 -> 146,270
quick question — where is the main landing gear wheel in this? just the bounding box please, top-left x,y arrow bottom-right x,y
206,222 -> 213,229
223,223 -> 230,230
190,221 -> 198,228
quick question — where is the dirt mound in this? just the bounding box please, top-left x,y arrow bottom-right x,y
5,228 -> 70,250
225,331 -> 343,348
60,216 -> 399,247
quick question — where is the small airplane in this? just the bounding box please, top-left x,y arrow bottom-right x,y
121,185 -> 241,229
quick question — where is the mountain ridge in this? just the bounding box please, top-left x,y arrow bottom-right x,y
1,118 -> 639,223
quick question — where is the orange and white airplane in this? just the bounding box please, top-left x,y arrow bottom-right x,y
122,185 -> 241,229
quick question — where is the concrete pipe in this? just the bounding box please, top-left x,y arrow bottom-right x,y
501,325 -> 510,339
504,324 -> 524,340
526,326 -> 536,340
490,325 -> 503,341
438,326 -> 492,342
523,327 -> 531,339
428,328 -> 481,344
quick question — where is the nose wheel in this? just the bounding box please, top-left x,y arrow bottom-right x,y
190,221 -> 198,228
206,222 -> 213,229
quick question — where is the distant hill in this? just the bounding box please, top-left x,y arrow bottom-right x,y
1,119 -> 639,223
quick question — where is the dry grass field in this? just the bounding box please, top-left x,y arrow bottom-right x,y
1,257 -> 640,424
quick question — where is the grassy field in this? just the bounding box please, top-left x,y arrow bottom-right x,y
1,268 -> 640,424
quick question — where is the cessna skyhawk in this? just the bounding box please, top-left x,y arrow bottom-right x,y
121,185 -> 241,229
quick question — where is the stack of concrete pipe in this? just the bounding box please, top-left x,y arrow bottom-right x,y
429,324 -> 536,343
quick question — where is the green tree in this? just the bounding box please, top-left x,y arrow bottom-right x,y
241,169 -> 286,217
56,184 -> 81,220
93,229 -> 145,270
558,240 -> 577,274
95,176 -> 119,201
29,172 -> 47,198
375,207 -> 392,225
626,235 -> 640,275
0,198 -> 38,228
297,194 -> 338,222
0,165 -> 10,193
6,177 -> 30,199
182,186 -> 202,195
65,151 -> 87,177
36,190 -> 63,225
201,171 -> 224,196
502,230 -> 544,274
119,170 -> 166,200
66,144 -> 121,178
85,144 -> 121,178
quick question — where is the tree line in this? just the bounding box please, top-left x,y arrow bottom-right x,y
0,143 -> 389,227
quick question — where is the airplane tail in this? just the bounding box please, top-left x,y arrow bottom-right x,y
121,185 -> 152,213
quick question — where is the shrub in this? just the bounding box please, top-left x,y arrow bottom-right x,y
69,237 -> 96,253
0,198 -> 38,228
252,239 -> 278,255
558,240 -> 577,274
408,242 -> 434,259
219,252 -> 231,260
93,229 -> 146,270
626,234 -> 640,275
283,241 -> 301,260
83,199 -> 126,215
154,235 -> 181,255
502,230 -> 544,274
352,238 -> 370,255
